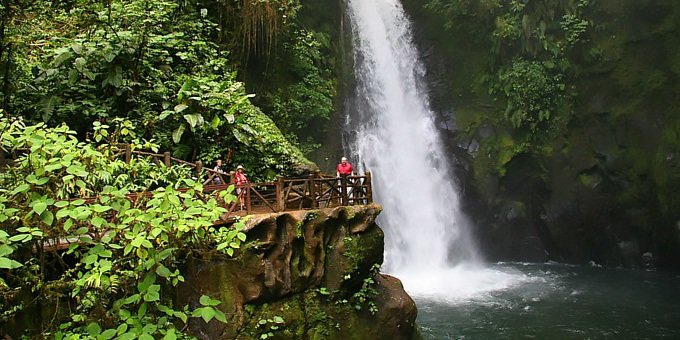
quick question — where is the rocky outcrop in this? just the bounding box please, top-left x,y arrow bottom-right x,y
175,204 -> 420,339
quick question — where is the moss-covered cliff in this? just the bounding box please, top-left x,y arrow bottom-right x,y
400,0 -> 680,269
176,204 -> 420,339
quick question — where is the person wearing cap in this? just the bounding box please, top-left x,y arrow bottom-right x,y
336,157 -> 354,177
234,165 -> 249,210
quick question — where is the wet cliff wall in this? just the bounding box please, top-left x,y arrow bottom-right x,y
399,0 -> 680,270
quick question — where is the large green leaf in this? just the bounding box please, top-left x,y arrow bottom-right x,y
40,96 -> 59,121
163,329 -> 178,340
143,284 -> 161,302
183,113 -> 204,130
53,50 -> 73,67
33,201 -> 48,215
10,184 -> 30,195
86,322 -> 101,336
193,307 -> 216,323
0,257 -> 22,269
41,211 -> 54,226
174,104 -> 188,113
74,57 -> 87,73
232,128 -> 249,145
172,124 -> 186,144
156,265 -> 172,278
0,245 -> 13,257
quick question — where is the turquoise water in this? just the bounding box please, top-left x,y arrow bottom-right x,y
415,263 -> 680,339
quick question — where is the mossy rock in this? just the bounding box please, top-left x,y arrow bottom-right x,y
241,274 -> 420,340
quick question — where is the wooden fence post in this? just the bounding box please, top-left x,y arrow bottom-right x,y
195,160 -> 203,177
276,176 -> 285,212
365,171 -> 373,204
308,174 -> 318,209
246,183 -> 252,215
340,175 -> 349,206
163,152 -> 171,167
124,144 -> 132,164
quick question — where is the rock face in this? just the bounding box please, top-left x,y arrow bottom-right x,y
396,0 -> 680,270
175,204 -> 420,339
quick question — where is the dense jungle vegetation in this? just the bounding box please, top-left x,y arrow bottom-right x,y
0,0 -> 337,179
402,0 -> 680,268
1,118 -> 250,338
0,0 -> 336,337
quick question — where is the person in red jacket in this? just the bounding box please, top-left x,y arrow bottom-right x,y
336,157 -> 354,177
234,165 -> 249,210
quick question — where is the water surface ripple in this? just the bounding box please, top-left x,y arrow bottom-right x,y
416,263 -> 680,339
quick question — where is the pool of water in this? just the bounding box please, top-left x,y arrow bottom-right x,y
413,263 -> 680,339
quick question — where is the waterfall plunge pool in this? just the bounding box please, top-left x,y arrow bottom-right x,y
410,262 -> 680,339
341,2 -> 680,337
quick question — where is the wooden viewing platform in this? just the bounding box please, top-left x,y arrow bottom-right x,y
113,143 -> 373,222
203,172 -> 373,223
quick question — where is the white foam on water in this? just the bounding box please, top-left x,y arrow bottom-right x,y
394,265 -> 532,304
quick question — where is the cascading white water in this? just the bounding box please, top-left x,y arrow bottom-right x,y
344,0 -> 527,301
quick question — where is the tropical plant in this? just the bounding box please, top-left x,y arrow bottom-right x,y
0,117 -> 247,338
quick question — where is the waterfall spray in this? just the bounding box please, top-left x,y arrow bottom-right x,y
344,0 -> 526,301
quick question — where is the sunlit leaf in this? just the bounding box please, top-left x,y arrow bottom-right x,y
172,124 -> 186,144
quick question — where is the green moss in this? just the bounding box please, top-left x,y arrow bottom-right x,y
473,131 -> 521,182
578,172 -> 602,189
343,206 -> 356,221
454,107 -> 488,132
239,105 -> 319,178
295,220 -> 304,238
341,236 -> 361,270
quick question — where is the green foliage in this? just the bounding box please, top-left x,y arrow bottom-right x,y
349,264 -> 380,315
495,59 -> 568,132
255,315 -> 285,339
211,0 -> 301,59
351,276 -> 379,315
331,263 -> 381,315
423,0 -> 501,35
422,0 -> 590,134
262,29 -> 336,152
0,118 -> 247,337
2,0 -> 314,181
11,0 -> 226,127
191,295 -> 228,323
230,105 -> 317,180
419,0 -> 591,177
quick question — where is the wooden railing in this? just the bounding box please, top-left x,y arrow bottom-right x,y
118,144 -> 225,184
113,144 -> 373,221
202,173 -> 373,221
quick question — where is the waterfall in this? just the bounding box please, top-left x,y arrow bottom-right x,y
344,0 -> 526,301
